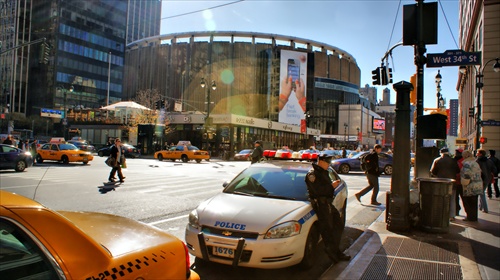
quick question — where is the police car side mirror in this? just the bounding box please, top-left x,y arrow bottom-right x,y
222,181 -> 230,188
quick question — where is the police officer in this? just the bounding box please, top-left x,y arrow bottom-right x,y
251,140 -> 264,164
305,152 -> 350,263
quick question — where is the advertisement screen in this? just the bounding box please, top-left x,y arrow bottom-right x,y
372,118 -> 385,133
279,50 -> 307,126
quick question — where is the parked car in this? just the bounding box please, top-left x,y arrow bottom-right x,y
154,144 -> 209,163
0,190 -> 199,280
185,161 -> 348,269
330,151 -> 393,175
67,140 -> 95,152
97,144 -> 140,158
0,144 -> 33,172
36,142 -> 94,164
234,149 -> 252,161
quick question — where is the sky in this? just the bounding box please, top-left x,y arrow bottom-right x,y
159,0 -> 460,110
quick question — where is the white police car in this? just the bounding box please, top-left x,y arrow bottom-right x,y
185,161 -> 348,269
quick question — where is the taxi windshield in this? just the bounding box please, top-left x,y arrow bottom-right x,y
59,144 -> 79,151
224,167 -> 308,201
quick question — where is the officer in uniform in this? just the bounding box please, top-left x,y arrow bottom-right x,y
305,152 -> 350,263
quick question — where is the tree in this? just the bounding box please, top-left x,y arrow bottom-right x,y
129,89 -> 173,135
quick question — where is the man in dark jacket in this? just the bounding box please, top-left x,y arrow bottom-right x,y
430,147 -> 460,220
108,138 -> 125,183
250,140 -> 264,164
355,144 -> 383,206
476,149 -> 497,213
305,152 -> 350,264
487,150 -> 500,198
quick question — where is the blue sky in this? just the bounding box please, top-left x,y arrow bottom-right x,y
160,0 -> 460,110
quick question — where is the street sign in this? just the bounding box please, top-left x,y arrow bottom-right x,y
427,49 -> 481,68
481,119 -> 500,126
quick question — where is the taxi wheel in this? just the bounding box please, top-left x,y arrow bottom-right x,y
339,164 -> 350,174
196,159 -> 201,163
61,155 -> 69,164
299,224 -> 319,269
158,154 -> 163,161
15,160 -> 27,172
181,155 -> 188,162
384,165 -> 393,175
36,155 -> 44,163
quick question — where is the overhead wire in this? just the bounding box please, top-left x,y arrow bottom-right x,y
384,0 -> 402,72
160,0 -> 245,21
437,0 -> 459,49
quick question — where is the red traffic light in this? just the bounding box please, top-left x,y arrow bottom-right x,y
479,137 -> 487,144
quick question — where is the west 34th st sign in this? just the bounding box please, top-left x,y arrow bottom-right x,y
427,49 -> 481,68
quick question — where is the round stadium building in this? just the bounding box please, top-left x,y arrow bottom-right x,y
124,31 -> 367,154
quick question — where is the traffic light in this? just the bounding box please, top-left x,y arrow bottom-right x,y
39,42 -> 50,64
372,68 -> 381,85
380,66 -> 393,85
480,137 -> 487,144
155,100 -> 161,110
468,107 -> 474,118
409,74 -> 417,105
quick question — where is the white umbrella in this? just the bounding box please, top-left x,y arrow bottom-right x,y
100,101 -> 151,111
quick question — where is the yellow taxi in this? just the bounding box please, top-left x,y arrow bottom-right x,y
154,141 -> 210,163
36,141 -> 94,164
0,190 -> 200,280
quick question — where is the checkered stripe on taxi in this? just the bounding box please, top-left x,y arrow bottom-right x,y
85,250 -> 171,280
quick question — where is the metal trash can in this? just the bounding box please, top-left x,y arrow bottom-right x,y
417,178 -> 454,233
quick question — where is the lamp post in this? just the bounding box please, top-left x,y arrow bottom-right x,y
200,78 -> 216,151
356,127 -> 360,147
344,123 -> 348,143
473,57 -> 500,150
435,70 -> 442,108
58,85 -> 73,139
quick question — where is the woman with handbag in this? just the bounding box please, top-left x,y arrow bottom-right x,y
108,138 -> 125,183
460,150 -> 483,221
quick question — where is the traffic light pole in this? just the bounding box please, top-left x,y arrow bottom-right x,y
0,37 -> 46,55
414,0 -> 427,179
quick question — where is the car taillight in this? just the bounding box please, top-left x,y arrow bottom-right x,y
183,242 -> 191,279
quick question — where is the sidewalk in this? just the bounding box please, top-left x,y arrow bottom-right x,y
322,196 -> 500,280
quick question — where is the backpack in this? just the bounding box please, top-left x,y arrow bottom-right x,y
359,153 -> 370,171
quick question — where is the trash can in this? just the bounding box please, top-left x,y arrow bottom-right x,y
417,178 -> 454,233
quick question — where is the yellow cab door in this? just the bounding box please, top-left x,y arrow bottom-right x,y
48,144 -> 60,160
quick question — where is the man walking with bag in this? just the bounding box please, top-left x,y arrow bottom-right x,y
355,144 -> 383,206
108,138 -> 125,183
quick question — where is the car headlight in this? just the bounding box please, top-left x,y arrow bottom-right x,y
264,221 -> 301,239
24,152 -> 31,156
188,209 -> 200,229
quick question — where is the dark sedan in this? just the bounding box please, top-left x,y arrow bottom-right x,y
0,144 -> 33,172
330,151 -> 393,175
97,144 -> 140,158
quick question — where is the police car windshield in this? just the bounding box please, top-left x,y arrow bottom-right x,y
224,167 -> 309,201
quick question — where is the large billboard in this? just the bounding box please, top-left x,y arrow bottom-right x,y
278,50 -> 307,126
372,118 -> 386,133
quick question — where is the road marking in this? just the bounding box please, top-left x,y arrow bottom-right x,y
148,214 -> 188,226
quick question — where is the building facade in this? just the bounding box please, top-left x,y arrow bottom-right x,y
125,0 -> 161,45
124,31 -> 367,152
457,0 -> 500,151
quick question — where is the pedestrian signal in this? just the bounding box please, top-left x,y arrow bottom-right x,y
480,137 -> 487,144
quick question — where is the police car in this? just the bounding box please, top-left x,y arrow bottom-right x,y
185,161 -> 348,269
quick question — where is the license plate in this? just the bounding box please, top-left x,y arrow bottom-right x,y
213,246 -> 234,258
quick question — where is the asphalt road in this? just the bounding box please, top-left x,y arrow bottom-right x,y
0,157 -> 391,279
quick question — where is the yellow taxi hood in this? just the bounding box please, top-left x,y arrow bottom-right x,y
57,211 -> 182,256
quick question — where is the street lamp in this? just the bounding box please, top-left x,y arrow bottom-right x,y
474,57 -> 500,150
200,78 -> 216,151
356,127 -> 360,147
57,85 -> 73,139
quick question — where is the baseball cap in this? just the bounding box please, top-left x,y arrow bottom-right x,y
254,140 -> 262,145
318,152 -> 333,163
440,148 -> 449,153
